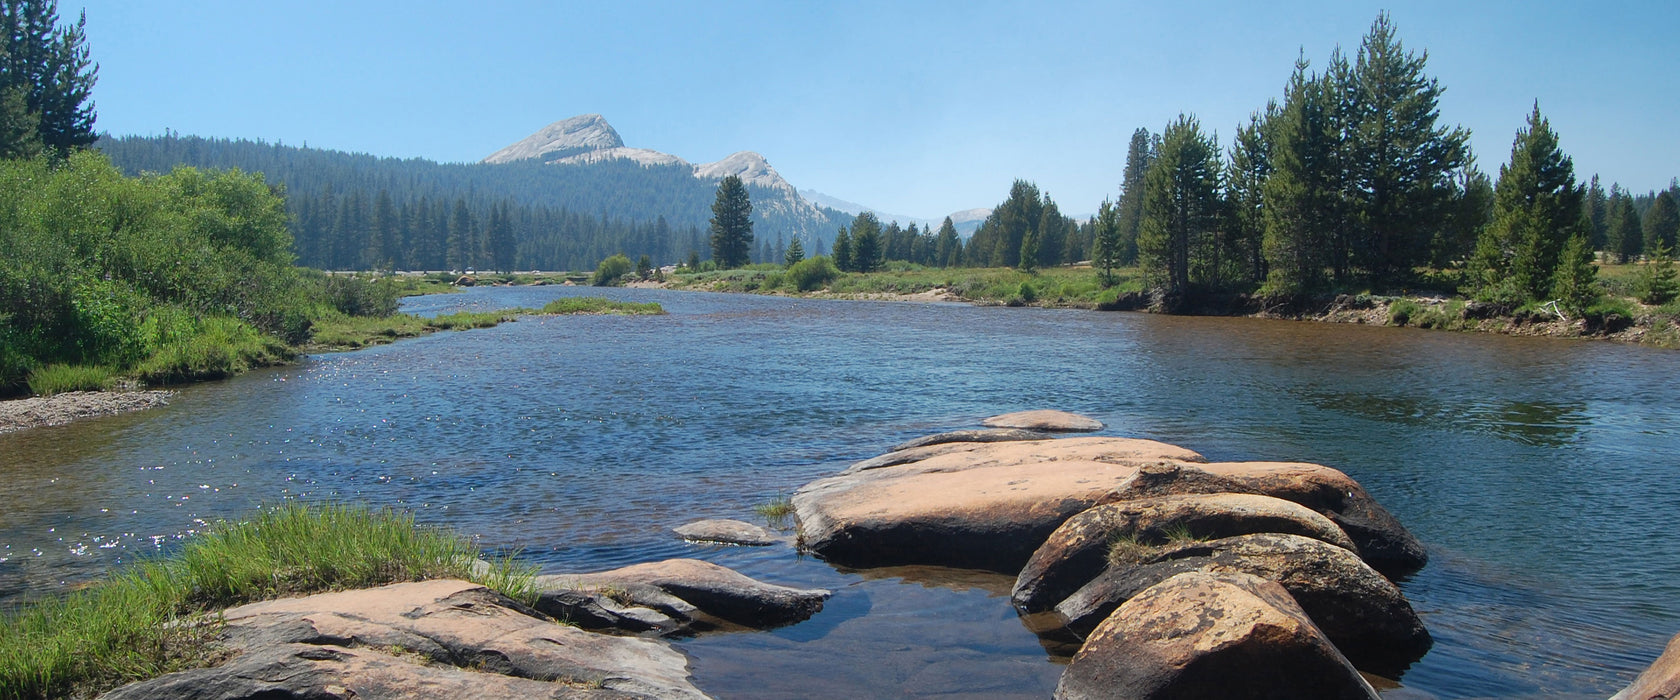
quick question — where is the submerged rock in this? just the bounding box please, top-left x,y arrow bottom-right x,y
1051,533 -> 1430,676
980,409 -> 1105,432
1054,571 -> 1378,700
889,427 -> 1047,452
793,437 -> 1206,572
1011,492 -> 1357,614
1613,629 -> 1680,700
103,579 -> 705,700
543,558 -> 829,630
672,518 -> 781,546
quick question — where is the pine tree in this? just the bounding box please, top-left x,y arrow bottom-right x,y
1346,12 -> 1469,286
1432,161 -> 1493,268
708,175 -> 753,268
1551,226 -> 1599,314
1586,175 -> 1608,250
1227,105 -> 1274,285
934,217 -> 961,268
1607,187 -> 1643,263
1018,225 -> 1039,273
1115,128 -> 1154,266
1139,114 -> 1223,299
1091,198 -> 1122,287
0,83 -> 39,158
784,236 -> 804,266
1467,104 -> 1585,304
0,0 -> 97,156
850,211 -> 882,273
832,226 -> 853,272
446,197 -> 473,272
1643,191 -> 1679,256
1636,240 -> 1678,305
1261,58 -> 1339,298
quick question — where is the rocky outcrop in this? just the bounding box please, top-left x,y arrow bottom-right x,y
1049,534 -> 1429,675
1011,493 -> 1357,614
980,409 -> 1104,432
889,427 -> 1046,452
102,579 -> 706,700
793,437 -> 1207,572
1614,630 -> 1680,700
482,113 -> 625,164
541,558 -> 829,630
1054,571 -> 1379,700
672,519 -> 781,547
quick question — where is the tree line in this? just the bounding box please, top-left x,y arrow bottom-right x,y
1093,13 -> 1677,314
98,134 -> 851,271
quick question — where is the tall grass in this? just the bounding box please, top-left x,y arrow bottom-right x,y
24,364 -> 116,395
539,297 -> 665,315
0,503 -> 538,700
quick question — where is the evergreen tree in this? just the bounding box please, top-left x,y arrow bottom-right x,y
0,0 -> 97,156
635,254 -> 652,279
1115,128 -> 1154,265
446,197 -> 473,271
1432,161 -> 1493,268
487,201 -> 515,272
1607,187 -> 1643,263
832,226 -> 853,272
1587,175 -> 1608,251
784,235 -> 805,266
368,189 -> 396,270
1139,114 -> 1223,299
1636,240 -> 1678,305
1091,198 -> 1122,287
1036,198 -> 1065,268
1643,191 -> 1679,255
850,211 -> 882,273
708,175 -> 753,268
1262,58 -> 1339,297
934,217 -> 961,268
1467,104 -> 1585,304
686,249 -> 701,270
1346,12 -> 1469,285
0,82 -> 39,158
1227,105 -> 1274,284
1018,224 -> 1039,273
1551,226 -> 1599,314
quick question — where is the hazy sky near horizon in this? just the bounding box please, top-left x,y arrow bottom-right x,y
78,1 -> 1679,219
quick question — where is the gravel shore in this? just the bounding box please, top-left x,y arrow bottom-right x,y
0,390 -> 173,434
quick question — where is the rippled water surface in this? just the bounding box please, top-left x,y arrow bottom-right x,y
3,286 -> 1678,698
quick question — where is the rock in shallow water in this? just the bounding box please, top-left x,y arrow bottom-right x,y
1054,571 -> 1379,700
672,518 -> 782,546
541,558 -> 830,630
889,427 -> 1048,452
1613,629 -> 1680,700
1011,492 -> 1358,614
980,409 -> 1105,432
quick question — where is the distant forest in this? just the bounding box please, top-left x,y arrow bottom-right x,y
97,135 -> 850,271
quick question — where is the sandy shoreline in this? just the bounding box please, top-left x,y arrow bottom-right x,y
0,390 -> 174,435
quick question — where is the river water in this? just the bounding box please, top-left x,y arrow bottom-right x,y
2,286 -> 1677,698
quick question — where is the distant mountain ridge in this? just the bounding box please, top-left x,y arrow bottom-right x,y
484,114 -> 837,236
797,188 -> 990,236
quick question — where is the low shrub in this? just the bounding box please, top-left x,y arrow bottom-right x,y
590,254 -> 634,287
785,256 -> 839,292
1387,299 -> 1423,326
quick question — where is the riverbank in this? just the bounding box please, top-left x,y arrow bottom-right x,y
0,297 -> 665,434
654,263 -> 1680,348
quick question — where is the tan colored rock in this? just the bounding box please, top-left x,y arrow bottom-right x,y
1052,533 -> 1429,676
1613,630 -> 1680,700
548,558 -> 829,629
1054,571 -> 1378,700
104,579 -> 705,700
981,409 -> 1104,432
794,437 -> 1206,571
1012,492 -> 1356,613
672,518 -> 781,546
889,427 -> 1047,452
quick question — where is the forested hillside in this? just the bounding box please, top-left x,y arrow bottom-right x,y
98,134 -> 851,271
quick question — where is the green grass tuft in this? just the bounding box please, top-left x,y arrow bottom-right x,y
538,297 -> 665,315
0,502 -> 538,700
25,364 -> 116,395
753,495 -> 796,530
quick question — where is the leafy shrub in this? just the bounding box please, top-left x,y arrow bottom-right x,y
1388,299 -> 1423,326
785,256 -> 839,292
591,254 -> 633,286
1017,281 -> 1038,303
316,273 -> 400,317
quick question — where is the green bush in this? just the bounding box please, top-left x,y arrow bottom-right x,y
1018,281 -> 1038,303
785,256 -> 840,292
590,254 -> 633,286
1388,299 -> 1423,326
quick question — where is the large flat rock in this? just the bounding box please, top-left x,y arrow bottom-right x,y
794,437 -> 1206,572
980,410 -> 1105,432
103,579 -> 705,700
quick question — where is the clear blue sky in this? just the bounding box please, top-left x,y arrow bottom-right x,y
76,0 -> 1680,219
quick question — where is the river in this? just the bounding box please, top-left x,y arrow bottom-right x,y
2,285 -> 1677,698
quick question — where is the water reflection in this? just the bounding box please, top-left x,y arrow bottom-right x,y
1298,390 -> 1588,448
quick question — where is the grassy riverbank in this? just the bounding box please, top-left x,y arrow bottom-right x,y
0,503 -> 537,700
663,259 -> 1680,347
305,297 -> 665,352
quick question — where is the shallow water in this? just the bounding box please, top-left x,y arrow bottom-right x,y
3,286 -> 1678,698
